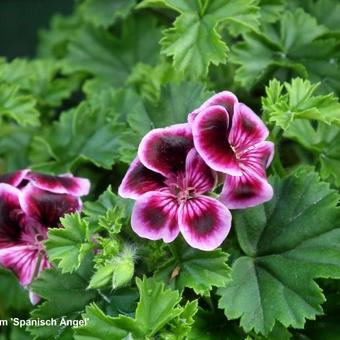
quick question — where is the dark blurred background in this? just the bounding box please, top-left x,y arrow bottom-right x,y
0,0 -> 73,59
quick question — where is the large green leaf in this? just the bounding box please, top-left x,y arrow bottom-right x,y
75,277 -> 186,339
0,58 -> 79,108
155,239 -> 230,295
285,120 -> 340,186
218,170 -> 340,335
64,15 -> 161,86
231,9 -> 340,93
28,260 -> 97,339
80,0 -> 136,28
29,96 -> 125,172
139,0 -> 259,77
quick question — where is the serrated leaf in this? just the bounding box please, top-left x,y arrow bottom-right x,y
140,0 -> 259,77
262,78 -> 340,130
218,170 -> 340,334
296,0 -> 340,32
74,303 -> 142,340
75,277 -> 183,338
64,14 -> 161,86
29,97 -> 125,172
84,186 -> 132,221
0,58 -> 79,108
231,9 -> 340,93
155,239 -> 230,295
29,260 -> 97,339
46,213 -> 92,273
80,0 -> 136,28
285,120 -> 340,186
0,84 -> 39,127
135,276 -> 182,336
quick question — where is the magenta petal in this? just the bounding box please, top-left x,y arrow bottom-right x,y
0,169 -> 29,187
25,171 -> 90,196
220,172 -> 273,209
138,124 -> 193,176
20,184 -> 82,228
131,191 -> 179,243
0,245 -> 50,286
229,103 -> 269,152
0,184 -> 23,246
188,91 -> 238,124
239,141 -> 275,178
193,106 -> 241,176
118,157 -> 166,199
185,148 -> 217,194
178,195 -> 231,251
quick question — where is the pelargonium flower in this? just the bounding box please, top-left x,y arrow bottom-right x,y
189,92 -> 274,209
119,124 -> 231,251
0,170 -> 90,304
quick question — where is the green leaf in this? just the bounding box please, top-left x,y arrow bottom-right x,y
297,0 -> 340,32
0,84 -> 39,127
29,260 -> 97,339
29,97 -> 125,172
285,121 -> 340,186
37,14 -> 82,58
0,126 -> 32,171
262,78 -> 340,130
80,0 -> 136,28
147,81 -> 212,128
46,213 -> 93,273
74,303 -> 142,340
83,186 -> 132,221
140,0 -> 259,77
0,58 -> 79,108
135,276 -> 182,336
155,239 -> 230,295
64,15 -> 161,86
0,268 -> 31,312
75,277 -> 183,338
218,170 -> 340,334
231,9 -> 340,93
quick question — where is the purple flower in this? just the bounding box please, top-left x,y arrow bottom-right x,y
0,170 -> 90,304
119,124 -> 231,251
189,92 -> 274,209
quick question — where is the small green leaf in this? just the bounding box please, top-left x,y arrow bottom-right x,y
88,264 -> 115,289
262,78 -> 340,130
46,213 -> 92,273
218,170 -> 340,334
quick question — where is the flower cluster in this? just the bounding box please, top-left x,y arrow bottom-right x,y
119,91 -> 274,251
0,169 -> 90,303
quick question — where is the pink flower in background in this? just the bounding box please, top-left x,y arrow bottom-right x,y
119,124 -> 231,251
0,170 -> 90,304
189,92 -> 274,209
